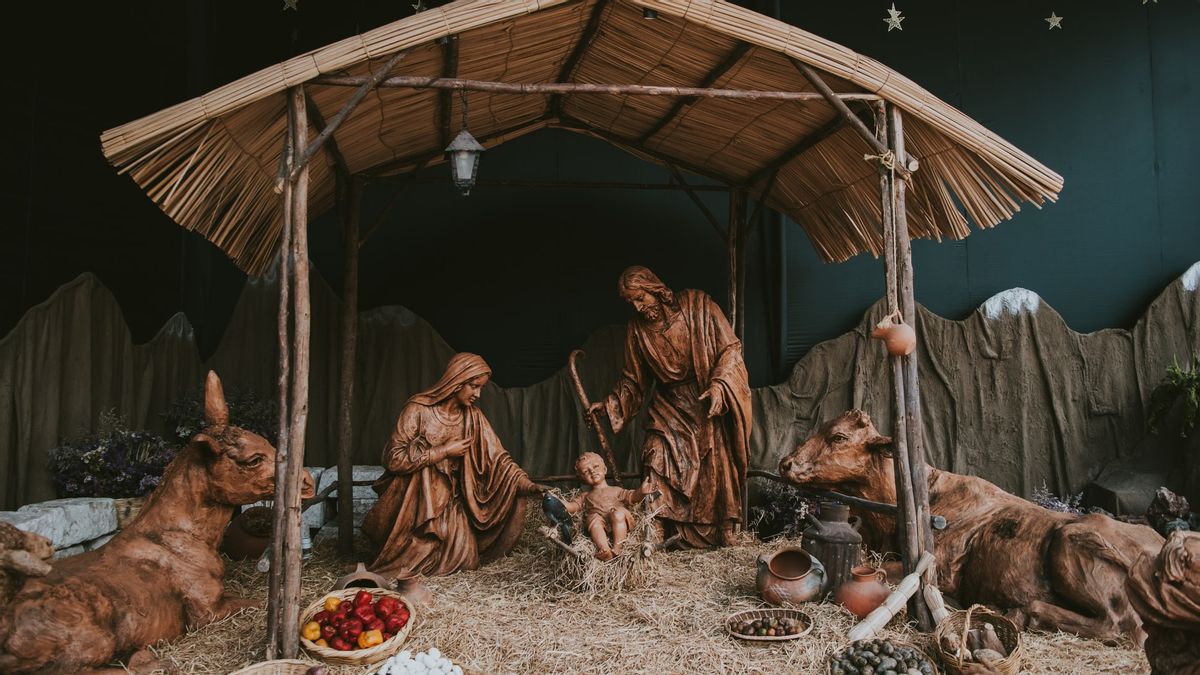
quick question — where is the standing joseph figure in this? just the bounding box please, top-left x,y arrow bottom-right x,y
588,266 -> 751,547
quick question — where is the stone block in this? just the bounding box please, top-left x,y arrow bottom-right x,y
318,465 -> 384,500
2,498 -> 118,550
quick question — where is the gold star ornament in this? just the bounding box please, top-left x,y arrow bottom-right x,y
1045,12 -> 1063,30
282,0 -> 298,10
884,3 -> 905,32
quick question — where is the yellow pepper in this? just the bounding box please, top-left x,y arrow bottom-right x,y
301,621 -> 322,642
323,596 -> 342,613
315,639 -> 329,648
357,629 -> 384,650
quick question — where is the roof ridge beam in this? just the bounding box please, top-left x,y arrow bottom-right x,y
790,57 -> 914,179
283,48 -> 408,185
548,0 -> 610,119
638,42 -> 751,146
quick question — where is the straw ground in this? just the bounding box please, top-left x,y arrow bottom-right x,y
147,506 -> 1148,674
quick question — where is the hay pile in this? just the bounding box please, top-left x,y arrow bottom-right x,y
148,504 -> 1150,674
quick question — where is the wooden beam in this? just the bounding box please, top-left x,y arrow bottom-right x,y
304,92 -> 349,178
666,163 -> 725,240
727,188 -> 745,339
286,49 -> 408,183
438,36 -> 460,150
264,95 -> 296,663
281,85 -> 311,659
548,0 -> 609,118
394,176 -> 728,191
889,101 -> 938,614
558,114 -> 730,189
743,115 -> 846,187
360,115 -> 550,178
790,58 -> 911,179
639,42 -> 751,145
312,73 -> 882,102
335,176 -> 360,555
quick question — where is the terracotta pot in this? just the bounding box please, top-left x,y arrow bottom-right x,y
221,506 -> 273,561
871,312 -> 917,356
756,547 -> 827,606
834,565 -> 890,619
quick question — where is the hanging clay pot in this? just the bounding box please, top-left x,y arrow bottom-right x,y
834,565 -> 891,619
756,547 -> 827,606
871,311 -> 917,356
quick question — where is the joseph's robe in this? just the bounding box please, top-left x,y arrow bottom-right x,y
603,288 -> 752,547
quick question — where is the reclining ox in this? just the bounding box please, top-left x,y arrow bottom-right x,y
779,409 -> 1163,641
0,371 -> 315,674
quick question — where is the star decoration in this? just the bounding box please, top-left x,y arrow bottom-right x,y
1045,11 -> 1063,29
1143,0 -> 1158,4
412,0 -> 428,12
282,0 -> 297,10
883,3 -> 905,32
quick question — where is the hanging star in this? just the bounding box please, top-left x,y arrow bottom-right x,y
412,0 -> 428,12
1045,12 -> 1063,30
883,3 -> 905,32
1143,0 -> 1158,4
282,0 -> 297,10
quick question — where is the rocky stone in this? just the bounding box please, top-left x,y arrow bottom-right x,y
1,498 -> 118,550
317,465 -> 384,501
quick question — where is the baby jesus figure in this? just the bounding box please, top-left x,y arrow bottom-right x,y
562,452 -> 656,561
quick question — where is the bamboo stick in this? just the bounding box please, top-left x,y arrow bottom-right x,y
280,85 -> 311,659
312,74 -> 882,102
336,177 -> 361,555
847,551 -> 935,641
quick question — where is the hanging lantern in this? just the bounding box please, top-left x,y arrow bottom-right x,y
445,128 -> 484,196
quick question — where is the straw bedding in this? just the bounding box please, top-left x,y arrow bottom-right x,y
148,506 -> 1148,674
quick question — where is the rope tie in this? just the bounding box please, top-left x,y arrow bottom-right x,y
864,149 -> 897,171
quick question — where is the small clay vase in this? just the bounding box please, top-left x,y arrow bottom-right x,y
834,565 -> 890,619
871,311 -> 917,356
755,547 -> 827,606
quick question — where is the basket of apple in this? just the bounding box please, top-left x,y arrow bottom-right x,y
299,588 -> 416,666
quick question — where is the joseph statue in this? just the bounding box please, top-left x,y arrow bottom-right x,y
588,266 -> 751,547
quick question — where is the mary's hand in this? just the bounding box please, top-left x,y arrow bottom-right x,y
697,384 -> 727,418
437,437 -> 472,460
523,482 -> 553,496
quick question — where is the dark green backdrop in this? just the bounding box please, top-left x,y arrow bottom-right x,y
2,0 -> 1197,389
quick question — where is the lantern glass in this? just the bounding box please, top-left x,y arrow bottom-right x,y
445,129 -> 485,196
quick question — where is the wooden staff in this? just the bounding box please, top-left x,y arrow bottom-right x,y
568,349 -> 621,483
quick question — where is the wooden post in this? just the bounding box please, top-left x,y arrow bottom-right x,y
727,189 -> 744,334
336,177 -> 361,555
264,103 -> 295,661
888,103 -> 938,596
280,85 -> 312,659
875,101 -> 928,629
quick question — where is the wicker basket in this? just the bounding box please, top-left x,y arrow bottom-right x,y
299,588 -> 416,666
725,607 -> 813,642
229,659 -> 320,675
934,604 -> 1023,675
828,640 -> 938,674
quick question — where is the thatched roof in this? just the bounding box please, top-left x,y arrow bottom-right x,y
101,0 -> 1062,275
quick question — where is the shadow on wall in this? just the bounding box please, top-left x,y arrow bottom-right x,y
0,261 -> 1196,510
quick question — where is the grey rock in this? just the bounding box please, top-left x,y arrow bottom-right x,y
2,498 -> 118,549
317,465 -> 384,500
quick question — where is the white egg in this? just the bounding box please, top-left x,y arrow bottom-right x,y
428,648 -> 441,659
451,666 -> 463,675
398,650 -> 412,661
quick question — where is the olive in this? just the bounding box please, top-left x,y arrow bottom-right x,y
757,628 -> 767,636
853,655 -> 866,667
879,657 -> 897,670
861,667 -> 874,675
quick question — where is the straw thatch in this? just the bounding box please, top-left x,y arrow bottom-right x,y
101,0 -> 1062,274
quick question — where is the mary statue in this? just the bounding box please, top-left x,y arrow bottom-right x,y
363,353 -> 547,578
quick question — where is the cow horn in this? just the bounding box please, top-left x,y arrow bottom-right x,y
204,371 -> 230,427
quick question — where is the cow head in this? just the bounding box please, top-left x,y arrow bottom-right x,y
778,410 -> 893,494
189,371 -> 315,506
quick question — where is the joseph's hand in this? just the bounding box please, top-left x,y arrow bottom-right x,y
585,402 -> 606,430
698,384 -> 727,418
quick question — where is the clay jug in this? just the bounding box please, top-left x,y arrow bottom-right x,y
756,547 -> 827,606
801,502 -> 863,595
834,565 -> 890,619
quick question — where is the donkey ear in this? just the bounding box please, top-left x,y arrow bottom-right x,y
192,432 -> 223,456
204,371 -> 230,427
849,409 -> 872,428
